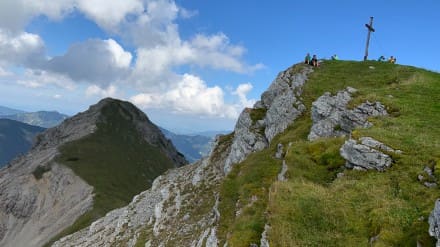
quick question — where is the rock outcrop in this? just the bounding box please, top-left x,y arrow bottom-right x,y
340,138 -> 394,171
429,199 -> 440,246
308,87 -> 388,140
0,98 -> 186,247
224,64 -> 313,173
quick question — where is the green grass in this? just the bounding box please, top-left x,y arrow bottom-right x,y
218,146 -> 281,246
218,60 -> 440,246
249,108 -> 267,124
44,101 -> 176,246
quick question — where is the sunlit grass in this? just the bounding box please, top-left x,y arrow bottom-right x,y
218,60 -> 440,246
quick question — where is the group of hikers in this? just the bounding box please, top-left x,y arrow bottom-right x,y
304,53 -> 319,67
378,55 -> 397,63
304,53 -> 338,67
305,53 -> 397,67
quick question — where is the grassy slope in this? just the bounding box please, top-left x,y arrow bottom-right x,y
218,61 -> 440,246
44,102 -> 176,246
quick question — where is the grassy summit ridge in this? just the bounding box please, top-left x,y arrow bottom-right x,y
218,61 -> 440,246
45,100 -> 177,245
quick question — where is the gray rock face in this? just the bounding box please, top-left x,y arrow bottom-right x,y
0,148 -> 94,247
52,141 -> 229,247
224,65 -> 313,173
308,87 -> 388,140
340,138 -> 393,171
429,199 -> 440,247
223,110 -> 268,174
0,100 -> 102,247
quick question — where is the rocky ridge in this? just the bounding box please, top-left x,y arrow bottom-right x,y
52,64 -> 314,246
0,98 -> 186,247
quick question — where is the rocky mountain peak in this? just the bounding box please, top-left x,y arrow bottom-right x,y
32,97 -> 186,167
0,97 -> 187,247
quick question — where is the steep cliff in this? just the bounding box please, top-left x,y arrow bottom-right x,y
0,98 -> 186,247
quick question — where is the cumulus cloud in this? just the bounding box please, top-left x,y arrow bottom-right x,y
85,84 -> 118,98
76,0 -> 144,31
130,74 -> 256,119
0,0 -> 263,119
0,0 -> 74,32
0,66 -> 11,76
233,83 -> 256,108
16,69 -> 76,90
46,39 -> 132,86
0,30 -> 45,67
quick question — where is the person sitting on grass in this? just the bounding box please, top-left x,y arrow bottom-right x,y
331,54 -> 338,60
311,54 -> 319,67
304,53 -> 311,65
378,55 -> 386,62
389,56 -> 396,64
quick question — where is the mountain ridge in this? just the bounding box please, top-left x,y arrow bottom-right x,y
1,111 -> 68,128
0,97 -> 187,247
52,61 -> 440,246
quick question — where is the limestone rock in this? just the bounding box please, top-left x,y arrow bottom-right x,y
340,138 -> 393,171
224,65 -> 313,174
429,199 -> 440,246
52,151 -> 227,247
308,87 -> 388,140
223,110 -> 268,174
275,143 -> 284,159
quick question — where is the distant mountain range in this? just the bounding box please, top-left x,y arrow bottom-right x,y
0,105 -> 224,165
0,119 -> 45,167
0,111 -> 68,128
160,127 -> 215,163
0,106 -> 24,116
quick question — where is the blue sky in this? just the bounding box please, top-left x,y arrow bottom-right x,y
0,0 -> 438,133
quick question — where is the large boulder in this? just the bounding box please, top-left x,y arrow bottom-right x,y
340,138 -> 393,171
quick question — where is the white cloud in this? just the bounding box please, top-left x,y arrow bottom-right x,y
17,69 -> 76,90
179,7 -> 198,19
53,94 -> 62,99
0,0 -> 74,32
233,83 -> 256,108
0,66 -> 11,76
0,30 -> 45,67
76,0 -> 143,31
85,84 -> 118,98
46,39 -> 132,86
130,74 -> 238,118
1,0 -> 263,122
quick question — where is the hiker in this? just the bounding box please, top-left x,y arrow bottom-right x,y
304,53 -> 311,65
388,56 -> 396,64
378,55 -> 386,62
311,54 -> 319,67
331,54 -> 338,60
